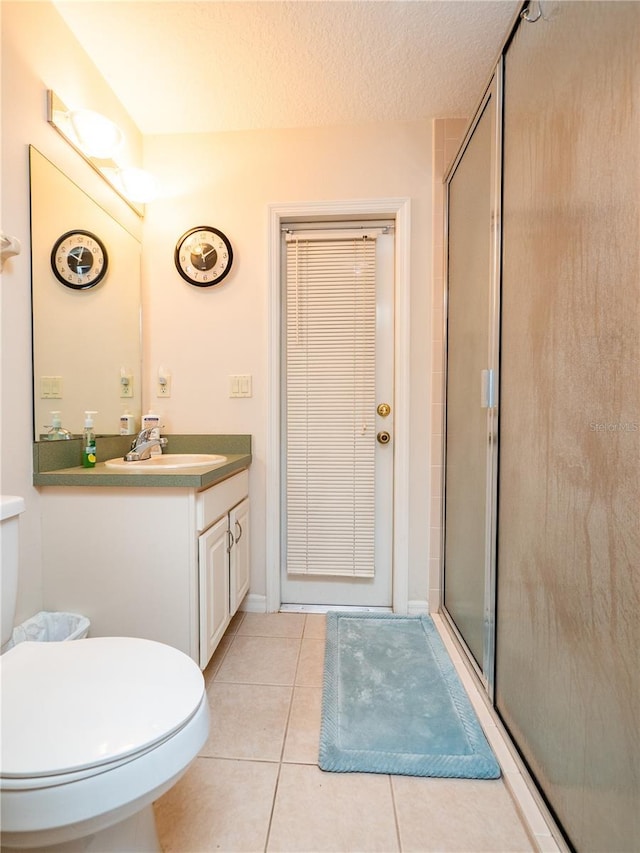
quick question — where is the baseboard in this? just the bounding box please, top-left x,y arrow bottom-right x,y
407,599 -> 429,615
240,593 -> 267,613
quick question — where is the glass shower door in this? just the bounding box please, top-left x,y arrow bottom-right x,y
443,72 -> 501,686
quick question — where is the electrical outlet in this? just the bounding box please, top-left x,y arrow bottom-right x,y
157,375 -> 172,397
120,374 -> 134,398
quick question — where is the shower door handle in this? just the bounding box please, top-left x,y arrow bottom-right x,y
480,369 -> 495,408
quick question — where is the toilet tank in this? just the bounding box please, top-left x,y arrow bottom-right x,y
1,496 -> 25,648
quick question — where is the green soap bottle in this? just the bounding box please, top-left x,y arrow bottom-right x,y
82,411 -> 98,468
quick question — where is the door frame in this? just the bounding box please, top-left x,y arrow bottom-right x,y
441,65 -> 503,698
266,198 -> 411,613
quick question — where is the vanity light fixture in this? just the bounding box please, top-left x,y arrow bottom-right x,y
116,167 -> 158,203
47,90 -> 156,215
68,108 -> 124,159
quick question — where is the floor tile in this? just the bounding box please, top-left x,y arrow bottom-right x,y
303,613 -> 327,640
202,682 -> 292,761
392,775 -> 534,852
267,763 -> 399,852
227,609 -> 246,634
238,611 -> 306,638
214,635 -> 301,685
282,686 -> 322,764
202,635 -> 233,687
295,637 -> 325,687
154,757 -> 279,852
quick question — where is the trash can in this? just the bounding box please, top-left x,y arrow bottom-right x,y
7,611 -> 90,647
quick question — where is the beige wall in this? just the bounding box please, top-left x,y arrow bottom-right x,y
2,0 -> 437,622
143,121 -> 434,606
1,1 -> 142,624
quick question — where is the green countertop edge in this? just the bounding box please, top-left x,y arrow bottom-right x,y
33,435 -> 252,489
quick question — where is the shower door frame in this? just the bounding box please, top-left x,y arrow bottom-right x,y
440,63 -> 503,698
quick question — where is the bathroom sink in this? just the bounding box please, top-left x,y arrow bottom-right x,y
104,453 -> 227,471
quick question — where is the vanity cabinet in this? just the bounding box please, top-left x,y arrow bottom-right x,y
39,469 -> 249,668
196,475 -> 250,667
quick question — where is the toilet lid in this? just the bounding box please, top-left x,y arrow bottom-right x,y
0,637 -> 205,779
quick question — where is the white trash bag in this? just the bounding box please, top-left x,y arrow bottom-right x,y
8,611 -> 90,646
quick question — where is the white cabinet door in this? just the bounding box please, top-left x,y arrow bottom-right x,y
198,515 -> 230,668
229,497 -> 250,614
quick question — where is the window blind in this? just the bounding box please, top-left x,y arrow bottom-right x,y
285,233 -> 377,577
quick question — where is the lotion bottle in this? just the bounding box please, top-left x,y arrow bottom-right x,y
119,409 -> 137,435
82,411 -> 98,468
141,410 -> 162,456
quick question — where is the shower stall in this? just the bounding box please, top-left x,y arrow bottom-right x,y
442,3 -> 639,851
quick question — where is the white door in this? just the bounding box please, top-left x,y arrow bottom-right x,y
198,515 -> 230,668
229,497 -> 250,613
281,227 -> 394,607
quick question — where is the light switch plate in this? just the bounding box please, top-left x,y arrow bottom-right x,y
41,376 -> 63,399
229,374 -> 252,398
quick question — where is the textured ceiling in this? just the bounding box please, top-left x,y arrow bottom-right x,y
53,0 -> 520,136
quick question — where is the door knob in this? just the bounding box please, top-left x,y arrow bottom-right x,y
377,403 -> 391,417
377,431 -> 391,445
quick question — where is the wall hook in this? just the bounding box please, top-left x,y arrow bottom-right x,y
1,233 -> 21,270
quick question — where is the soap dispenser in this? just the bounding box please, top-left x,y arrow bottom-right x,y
82,411 -> 98,468
141,409 -> 162,456
119,409 -> 137,435
46,411 -> 71,440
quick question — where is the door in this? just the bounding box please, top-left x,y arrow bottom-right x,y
198,515 -> 229,668
443,72 -> 501,685
281,225 -> 394,607
496,5 -> 639,850
229,497 -> 250,614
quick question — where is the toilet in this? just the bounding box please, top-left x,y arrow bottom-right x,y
0,496 -> 209,852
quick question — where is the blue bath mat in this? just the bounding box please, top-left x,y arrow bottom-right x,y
319,612 -> 500,779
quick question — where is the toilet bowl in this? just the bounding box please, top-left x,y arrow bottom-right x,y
0,497 -> 209,851
0,636 -> 209,852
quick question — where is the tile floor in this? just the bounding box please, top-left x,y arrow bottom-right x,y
154,612 -> 537,852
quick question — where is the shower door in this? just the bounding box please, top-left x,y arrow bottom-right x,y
442,71 -> 501,688
496,4 -> 640,850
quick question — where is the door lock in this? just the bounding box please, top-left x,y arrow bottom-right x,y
377,403 -> 391,417
377,431 -> 391,445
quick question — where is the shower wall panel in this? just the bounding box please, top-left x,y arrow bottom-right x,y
496,4 -> 640,851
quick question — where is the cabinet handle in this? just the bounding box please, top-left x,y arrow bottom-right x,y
235,520 -> 243,543
227,528 -> 235,553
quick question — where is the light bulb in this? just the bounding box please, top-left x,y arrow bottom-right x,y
68,109 -> 124,159
118,167 -> 158,203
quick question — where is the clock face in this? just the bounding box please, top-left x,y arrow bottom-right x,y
175,226 -> 233,287
51,230 -> 108,289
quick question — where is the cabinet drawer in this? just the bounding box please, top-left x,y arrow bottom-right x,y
196,469 -> 249,532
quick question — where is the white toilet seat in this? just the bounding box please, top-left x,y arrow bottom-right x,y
1,636 -> 204,781
0,636 -> 209,849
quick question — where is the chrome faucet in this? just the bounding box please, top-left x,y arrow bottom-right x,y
124,428 -> 168,461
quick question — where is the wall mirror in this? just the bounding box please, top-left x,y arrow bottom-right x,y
30,146 -> 142,438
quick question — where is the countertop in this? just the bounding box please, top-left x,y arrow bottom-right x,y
33,434 -> 251,489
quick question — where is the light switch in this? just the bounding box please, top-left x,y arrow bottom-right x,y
229,374 -> 252,398
41,376 -> 62,399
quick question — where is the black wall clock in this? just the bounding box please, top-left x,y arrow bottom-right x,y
175,226 -> 233,287
51,230 -> 108,289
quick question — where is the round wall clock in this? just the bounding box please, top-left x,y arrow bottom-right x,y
51,230 -> 108,290
174,226 -> 233,287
